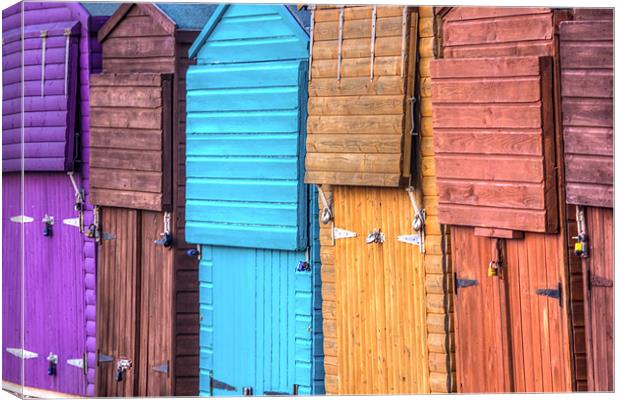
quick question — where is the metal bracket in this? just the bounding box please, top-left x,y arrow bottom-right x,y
454,273 -> 478,295
152,361 -> 169,375
10,215 -> 34,223
333,227 -> 357,240
63,217 -> 81,228
535,282 -> 562,306
6,348 -> 38,359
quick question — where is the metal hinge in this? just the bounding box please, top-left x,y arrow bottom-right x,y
210,373 -> 236,396
10,215 -> 34,223
101,232 -> 116,241
264,385 -> 299,396
97,351 -> 113,365
333,227 -> 357,240
63,217 -> 81,228
152,361 -> 169,375
67,352 -> 88,376
454,272 -> 478,295
397,234 -> 421,246
588,270 -> 613,291
535,282 -> 562,306
6,348 -> 38,359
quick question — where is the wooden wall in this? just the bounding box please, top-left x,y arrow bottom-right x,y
305,6 -> 416,187
92,4 -> 200,395
560,18 -> 613,208
419,6 -> 454,393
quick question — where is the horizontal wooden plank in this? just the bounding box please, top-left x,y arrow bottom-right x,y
106,15 -> 169,37
309,76 -> 404,96
438,203 -> 548,232
310,59 -> 403,81
314,16 -> 403,41
307,115 -> 402,134
474,227 -> 524,239
563,127 -> 612,157
304,170 -> 401,186
90,188 -> 162,211
566,183 -> 613,208
435,155 -> 543,183
308,95 -> 403,115
306,134 -> 402,154
559,42 -> 613,69
313,37 -> 401,60
434,129 -> 542,156
90,72 -> 162,87
432,77 -> 540,103
306,153 -> 400,174
90,148 -> 162,172
561,70 -> 613,98
90,107 -> 162,129
185,178 -> 298,204
562,98 -> 612,128
90,86 -> 162,108
431,56 -> 540,78
102,57 -> 175,73
432,104 -> 542,129
89,128 -> 162,151
444,13 -> 553,47
560,20 -> 613,42
314,6 -> 403,23
91,167 -> 162,193
443,41 -> 554,59
102,36 -> 176,58
573,8 -> 613,21
445,7 -> 550,21
437,179 -> 545,209
565,154 -> 613,185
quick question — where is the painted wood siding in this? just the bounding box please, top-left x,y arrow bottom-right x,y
2,7 -> 80,172
185,5 -> 310,251
89,73 -> 172,211
198,192 -> 323,396
560,18 -> 613,208
304,6 -> 417,187
430,56 -> 558,233
418,6 -> 455,393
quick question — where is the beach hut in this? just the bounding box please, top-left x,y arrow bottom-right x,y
304,5 -> 454,394
559,9 -> 613,391
1,2 -> 115,397
184,4 -> 324,396
88,3 -> 215,396
430,7 -> 585,392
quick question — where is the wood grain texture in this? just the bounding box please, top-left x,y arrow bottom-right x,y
305,6 -> 417,187
332,186 -> 429,394
560,19 -> 613,208
430,56 -> 557,233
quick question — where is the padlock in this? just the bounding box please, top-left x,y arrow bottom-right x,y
86,224 -> 97,239
42,215 -> 54,237
115,359 -> 132,382
154,232 -> 172,247
186,248 -> 200,257
487,261 -> 498,277
297,261 -> 310,272
47,353 -> 58,376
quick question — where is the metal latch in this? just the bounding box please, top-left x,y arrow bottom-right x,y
333,227 -> 357,240
115,358 -> 132,382
365,228 -> 385,244
152,361 -> 169,375
535,282 -> 562,306
454,272 -> 478,295
6,348 -> 38,359
154,212 -> 172,247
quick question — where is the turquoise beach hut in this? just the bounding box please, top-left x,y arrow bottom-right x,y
185,4 -> 324,396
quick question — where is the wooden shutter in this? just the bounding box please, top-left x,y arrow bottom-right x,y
89,73 -> 173,211
430,56 -> 558,233
2,21 -> 80,172
304,6 -> 418,187
560,19 -> 613,208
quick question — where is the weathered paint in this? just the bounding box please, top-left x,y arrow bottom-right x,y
2,2 -> 111,396
187,5 -> 323,396
91,3 -> 215,396
434,7 -> 577,392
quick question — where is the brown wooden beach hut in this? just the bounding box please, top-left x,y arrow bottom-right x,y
88,3 -> 215,396
430,6 -> 588,392
559,8 -> 614,391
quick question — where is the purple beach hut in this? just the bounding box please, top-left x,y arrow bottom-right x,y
2,2 -> 117,396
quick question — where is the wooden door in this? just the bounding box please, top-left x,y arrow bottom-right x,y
138,211 -> 174,396
451,227 -> 511,393
583,207 -> 613,391
96,207 -> 141,397
332,186 -> 428,394
452,227 -> 573,392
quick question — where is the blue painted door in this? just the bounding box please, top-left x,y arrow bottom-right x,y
199,189 -> 323,396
